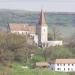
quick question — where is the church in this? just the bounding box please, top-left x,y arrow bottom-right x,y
9,10 -> 63,48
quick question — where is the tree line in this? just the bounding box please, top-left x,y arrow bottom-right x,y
0,31 -> 75,67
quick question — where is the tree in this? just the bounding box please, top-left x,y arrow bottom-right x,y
0,32 -> 28,64
48,33 -> 53,40
65,34 -> 75,48
51,26 -> 62,40
39,46 -> 74,61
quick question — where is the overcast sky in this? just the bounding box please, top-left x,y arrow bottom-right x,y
0,0 -> 75,12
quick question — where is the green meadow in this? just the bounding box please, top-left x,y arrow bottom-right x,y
0,63 -> 74,75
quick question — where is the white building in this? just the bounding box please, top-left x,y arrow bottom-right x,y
49,59 -> 75,72
47,41 -> 63,47
9,10 -> 63,48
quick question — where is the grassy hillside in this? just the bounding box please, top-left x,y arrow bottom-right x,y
0,63 -> 70,75
11,69 -> 67,75
0,9 -> 75,37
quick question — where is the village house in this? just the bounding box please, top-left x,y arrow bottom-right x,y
49,59 -> 75,72
8,10 -> 63,47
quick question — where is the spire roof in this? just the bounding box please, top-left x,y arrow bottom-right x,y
39,10 -> 47,26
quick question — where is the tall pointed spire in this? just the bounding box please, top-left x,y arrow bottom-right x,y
39,9 -> 47,26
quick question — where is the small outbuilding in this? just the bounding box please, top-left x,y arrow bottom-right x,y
35,62 -> 50,68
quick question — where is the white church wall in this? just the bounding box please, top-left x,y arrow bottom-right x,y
41,26 -> 48,43
33,34 -> 38,44
11,30 -> 29,35
48,41 -> 63,46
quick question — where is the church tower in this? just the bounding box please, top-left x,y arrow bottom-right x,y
36,10 -> 48,47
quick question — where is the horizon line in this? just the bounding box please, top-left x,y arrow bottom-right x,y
0,8 -> 75,13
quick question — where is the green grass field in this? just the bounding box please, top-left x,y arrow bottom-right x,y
8,63 -> 69,75
0,63 -> 74,75
11,69 -> 67,75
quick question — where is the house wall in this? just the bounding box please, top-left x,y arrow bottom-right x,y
49,64 -> 55,70
50,63 -> 75,72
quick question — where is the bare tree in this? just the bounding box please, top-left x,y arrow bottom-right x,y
52,25 -> 62,40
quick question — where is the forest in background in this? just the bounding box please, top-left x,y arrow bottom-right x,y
0,9 -> 75,38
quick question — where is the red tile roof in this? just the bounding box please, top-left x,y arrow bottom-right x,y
9,23 -> 36,34
50,59 -> 75,64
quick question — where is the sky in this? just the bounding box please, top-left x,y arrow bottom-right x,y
0,0 -> 75,12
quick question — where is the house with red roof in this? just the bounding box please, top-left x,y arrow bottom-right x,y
49,59 -> 75,72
